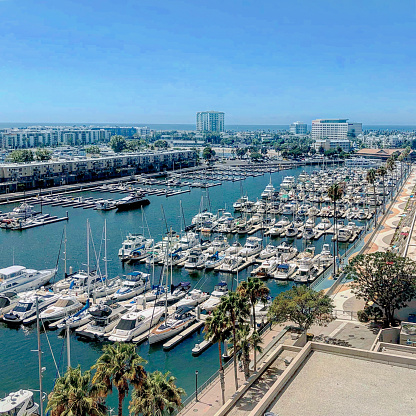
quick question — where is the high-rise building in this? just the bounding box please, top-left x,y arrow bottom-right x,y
289,121 -> 308,135
311,119 -> 362,140
196,111 -> 225,132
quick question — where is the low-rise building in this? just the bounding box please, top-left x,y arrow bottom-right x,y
0,149 -> 196,192
314,138 -> 351,152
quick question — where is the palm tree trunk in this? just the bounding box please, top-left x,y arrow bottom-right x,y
243,351 -> 250,380
218,341 -> 225,405
382,176 -> 385,214
374,184 -> 377,226
118,391 -> 124,416
253,338 -> 257,372
232,319 -> 239,391
333,200 -> 337,275
252,303 -> 256,330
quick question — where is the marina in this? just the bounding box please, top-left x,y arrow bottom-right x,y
0,161 -> 405,409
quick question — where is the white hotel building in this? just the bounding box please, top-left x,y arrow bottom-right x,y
311,119 -> 362,141
196,111 -> 225,133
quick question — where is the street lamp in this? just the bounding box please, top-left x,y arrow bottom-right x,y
195,370 -> 199,402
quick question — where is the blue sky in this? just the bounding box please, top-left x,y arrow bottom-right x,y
0,0 -> 415,124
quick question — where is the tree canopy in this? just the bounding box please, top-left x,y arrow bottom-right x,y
154,140 -> 169,149
347,251 -> 416,326
85,145 -> 101,154
7,149 -> 34,163
202,146 -> 216,160
268,286 -> 334,332
110,135 -> 127,153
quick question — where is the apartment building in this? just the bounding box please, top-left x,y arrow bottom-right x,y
0,150 -> 196,192
196,111 -> 225,132
289,121 -> 308,135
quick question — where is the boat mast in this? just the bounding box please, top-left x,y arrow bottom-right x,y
66,322 -> 71,369
64,225 -> 67,277
87,219 -> 90,298
36,297 -> 44,416
104,219 -> 108,284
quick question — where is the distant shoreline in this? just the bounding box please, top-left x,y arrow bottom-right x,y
0,122 -> 415,132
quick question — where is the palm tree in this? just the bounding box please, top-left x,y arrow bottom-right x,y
232,324 -> 263,380
219,292 -> 250,390
92,343 -> 147,416
377,166 -> 387,213
237,277 -> 270,330
386,157 -> 396,195
204,308 -> 230,405
47,366 -> 107,416
366,168 -> 377,226
327,183 -> 344,275
129,370 -> 185,416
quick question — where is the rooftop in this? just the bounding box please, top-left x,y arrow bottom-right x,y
267,349 -> 416,416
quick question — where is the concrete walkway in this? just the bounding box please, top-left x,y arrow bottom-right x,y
178,324 -> 287,416
329,168 -> 416,315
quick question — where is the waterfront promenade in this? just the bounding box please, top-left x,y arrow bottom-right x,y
329,167 -> 416,316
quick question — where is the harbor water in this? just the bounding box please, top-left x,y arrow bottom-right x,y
0,164 -> 352,406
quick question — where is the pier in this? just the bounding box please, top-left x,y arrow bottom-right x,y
162,320 -> 204,350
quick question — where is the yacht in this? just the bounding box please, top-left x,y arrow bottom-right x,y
282,203 -> 296,215
316,218 -> 332,231
204,252 -> 226,270
39,295 -> 83,323
337,227 -> 353,242
95,200 -> 117,211
118,233 -> 154,261
303,225 -> 315,240
8,203 -> 37,219
175,289 -> 209,308
52,300 -> 92,330
316,244 -> 333,267
0,265 -> 56,294
184,248 -> 207,269
0,390 -> 39,416
112,272 -> 151,301
285,222 -> 299,238
261,179 -> 275,199
191,211 -> 216,226
92,277 -> 123,298
149,306 -> 196,345
294,258 -> 319,283
276,241 -> 298,262
253,258 -> 278,279
0,293 -> 19,316
174,232 -> 200,251
116,193 -> 150,211
134,285 -> 166,304
200,282 -> 228,312
108,306 -> 165,342
2,291 -> 59,325
207,237 -> 229,254
220,255 -> 244,273
225,241 -> 242,255
274,263 -> 298,281
240,237 -> 262,257
259,244 -> 278,259
76,303 -> 128,340
155,282 -> 191,306
280,176 -> 296,190
233,196 -> 249,210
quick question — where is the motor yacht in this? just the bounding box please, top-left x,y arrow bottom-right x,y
293,258 -> 319,283
233,196 -> 249,210
95,200 -> 117,211
240,237 -> 262,257
155,282 -> 191,306
0,265 -> 56,294
207,237 -> 229,254
0,390 -> 39,416
303,225 -> 315,240
53,300 -> 92,330
285,222 -> 299,238
280,176 -> 296,190
253,258 -> 278,279
0,292 -> 19,316
336,227 -> 353,242
316,218 -> 332,231
282,203 -> 296,215
200,282 -> 228,312
112,272 -> 151,301
276,241 -> 298,262
39,295 -> 82,323
225,241 -> 242,255
175,289 -> 209,308
2,291 -> 59,325
261,179 -> 275,199
118,233 -> 154,261
8,203 -> 37,219
204,252 -> 226,270
184,247 -> 208,269
149,306 -> 196,345
220,255 -> 244,273
259,244 -> 278,259
108,306 -> 165,342
116,193 -> 150,211
76,303 -> 129,340
316,244 -> 333,267
274,263 -> 298,280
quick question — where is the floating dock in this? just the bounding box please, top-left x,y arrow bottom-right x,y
162,319 -> 204,351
